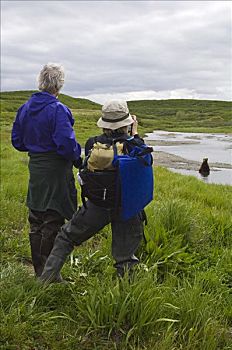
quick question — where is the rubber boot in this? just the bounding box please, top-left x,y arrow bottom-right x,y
114,255 -> 139,278
40,230 -> 74,283
29,232 -> 44,277
40,231 -> 58,274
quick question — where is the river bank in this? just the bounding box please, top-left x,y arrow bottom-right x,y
152,150 -> 232,171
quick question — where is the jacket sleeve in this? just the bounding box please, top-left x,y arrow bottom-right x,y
52,104 -> 81,161
11,107 -> 28,152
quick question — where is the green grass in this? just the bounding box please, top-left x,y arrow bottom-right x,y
0,90 -> 101,111
1,91 -> 232,139
128,99 -> 232,133
0,91 -> 232,349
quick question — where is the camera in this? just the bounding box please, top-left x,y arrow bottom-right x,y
129,123 -> 133,136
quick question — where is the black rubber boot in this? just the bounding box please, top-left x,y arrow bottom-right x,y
114,255 -> 139,278
29,232 -> 44,277
40,231 -> 58,274
40,230 -> 74,283
28,209 -> 65,278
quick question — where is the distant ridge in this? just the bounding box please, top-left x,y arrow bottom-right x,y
0,90 -> 101,112
1,90 -> 231,133
128,99 -> 232,123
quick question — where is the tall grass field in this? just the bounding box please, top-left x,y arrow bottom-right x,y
0,91 -> 232,349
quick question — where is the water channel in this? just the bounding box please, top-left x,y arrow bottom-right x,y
145,131 -> 232,186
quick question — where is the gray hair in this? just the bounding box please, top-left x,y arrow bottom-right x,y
37,63 -> 65,94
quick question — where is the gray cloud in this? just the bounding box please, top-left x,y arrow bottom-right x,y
1,0 -> 231,102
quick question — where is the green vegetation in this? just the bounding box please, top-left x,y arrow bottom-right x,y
0,90 -> 101,112
0,91 -> 232,349
128,99 -> 232,134
1,91 -> 232,143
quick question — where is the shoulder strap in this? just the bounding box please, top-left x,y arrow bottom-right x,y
133,146 -> 153,166
112,135 -> 134,154
95,135 -> 113,146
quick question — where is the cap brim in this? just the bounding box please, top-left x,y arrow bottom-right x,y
97,114 -> 134,130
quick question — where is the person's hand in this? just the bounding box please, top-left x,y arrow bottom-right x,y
73,157 -> 83,169
131,115 -> 138,136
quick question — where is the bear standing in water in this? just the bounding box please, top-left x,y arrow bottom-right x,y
199,158 -> 210,177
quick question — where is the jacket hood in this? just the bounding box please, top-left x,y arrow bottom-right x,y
26,92 -> 58,115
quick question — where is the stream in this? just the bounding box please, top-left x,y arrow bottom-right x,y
145,131 -> 232,186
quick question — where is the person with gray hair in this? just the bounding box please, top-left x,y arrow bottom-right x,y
38,63 -> 65,94
11,63 -> 82,278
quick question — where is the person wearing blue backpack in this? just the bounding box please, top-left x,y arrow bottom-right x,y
40,100 -> 153,282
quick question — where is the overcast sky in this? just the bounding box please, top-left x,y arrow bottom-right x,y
2,1 -> 231,103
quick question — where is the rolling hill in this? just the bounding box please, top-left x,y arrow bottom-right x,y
0,90 -> 101,112
1,91 -> 231,135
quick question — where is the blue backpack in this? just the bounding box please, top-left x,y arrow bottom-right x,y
112,143 -> 154,220
79,138 -> 154,221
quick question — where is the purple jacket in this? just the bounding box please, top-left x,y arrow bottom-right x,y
11,92 -> 81,161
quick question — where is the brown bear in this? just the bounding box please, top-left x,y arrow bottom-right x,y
199,158 -> 210,177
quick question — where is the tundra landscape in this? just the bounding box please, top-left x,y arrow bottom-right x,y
1,91 -> 232,349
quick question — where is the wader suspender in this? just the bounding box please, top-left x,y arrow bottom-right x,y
81,136 -> 98,209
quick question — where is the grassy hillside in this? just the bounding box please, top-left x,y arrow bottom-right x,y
128,99 -> 232,133
0,91 -> 232,349
0,90 -> 101,112
1,91 -> 231,143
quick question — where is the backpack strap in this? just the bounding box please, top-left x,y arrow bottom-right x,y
130,146 -> 153,166
81,191 -> 88,209
112,136 -> 132,155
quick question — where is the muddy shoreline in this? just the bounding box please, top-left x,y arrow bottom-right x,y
152,151 -> 232,171
147,140 -> 199,146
